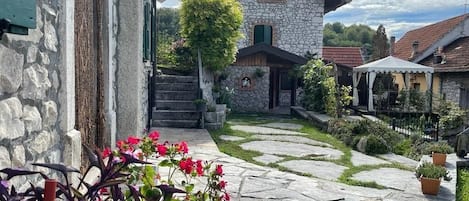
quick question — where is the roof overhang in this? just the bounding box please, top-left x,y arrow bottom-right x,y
236,43 -> 308,65
325,0 -> 351,13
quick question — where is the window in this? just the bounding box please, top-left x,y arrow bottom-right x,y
280,72 -> 292,90
254,25 -> 272,45
413,83 -> 421,91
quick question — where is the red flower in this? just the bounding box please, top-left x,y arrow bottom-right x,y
157,144 -> 167,156
148,131 -> 160,141
219,180 -> 227,189
127,136 -> 141,145
222,192 -> 230,201
196,160 -> 204,176
178,141 -> 189,154
102,147 -> 111,158
215,164 -> 223,175
179,157 -> 194,174
116,140 -> 126,149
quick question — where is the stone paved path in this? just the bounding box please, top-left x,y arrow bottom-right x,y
152,118 -> 457,201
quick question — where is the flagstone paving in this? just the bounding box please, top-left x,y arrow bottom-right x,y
220,135 -> 245,141
258,122 -> 304,131
279,160 -> 348,181
240,140 -> 343,159
351,150 -> 391,166
152,119 -> 457,201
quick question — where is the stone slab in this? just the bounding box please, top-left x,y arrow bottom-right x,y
219,135 -> 245,141
351,150 -> 391,166
240,141 -> 343,159
279,160 -> 348,181
252,134 -> 333,147
258,122 -> 303,131
253,154 -> 284,164
352,168 -> 419,192
378,153 -> 419,168
231,125 -> 305,135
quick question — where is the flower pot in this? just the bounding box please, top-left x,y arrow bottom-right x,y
432,152 -> 447,166
420,177 -> 441,195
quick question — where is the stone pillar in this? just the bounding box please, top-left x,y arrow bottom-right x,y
116,0 -> 146,139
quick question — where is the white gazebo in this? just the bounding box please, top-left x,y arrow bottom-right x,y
352,56 -> 434,111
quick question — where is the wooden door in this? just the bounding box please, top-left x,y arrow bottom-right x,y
75,0 -> 106,165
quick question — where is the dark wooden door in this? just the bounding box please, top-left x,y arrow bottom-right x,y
75,0 -> 106,164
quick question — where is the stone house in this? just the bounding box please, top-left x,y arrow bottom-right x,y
394,14 -> 469,108
220,0 -> 350,113
0,0 -> 155,187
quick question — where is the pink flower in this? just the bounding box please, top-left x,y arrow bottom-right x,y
102,147 -> 112,158
157,144 -> 167,156
196,160 -> 204,176
178,141 -> 189,154
116,140 -> 126,150
179,157 -> 194,174
148,131 -> 160,141
215,164 -> 223,175
219,180 -> 227,189
127,136 -> 141,145
222,192 -> 230,201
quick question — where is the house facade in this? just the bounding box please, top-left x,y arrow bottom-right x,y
0,0 -> 154,187
394,14 -> 469,108
221,0 -> 349,112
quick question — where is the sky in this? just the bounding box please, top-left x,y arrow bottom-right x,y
157,0 -> 469,39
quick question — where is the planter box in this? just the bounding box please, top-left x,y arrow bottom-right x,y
420,177 -> 441,195
432,153 -> 447,166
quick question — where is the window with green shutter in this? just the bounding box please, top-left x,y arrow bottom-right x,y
0,0 -> 37,36
143,0 -> 151,61
253,25 -> 272,45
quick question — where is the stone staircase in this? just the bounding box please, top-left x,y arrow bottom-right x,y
152,75 -> 200,128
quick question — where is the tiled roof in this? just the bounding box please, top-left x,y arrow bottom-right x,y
322,47 -> 364,68
420,36 -> 469,72
394,14 -> 468,60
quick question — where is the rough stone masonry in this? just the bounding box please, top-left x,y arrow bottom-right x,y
0,0 -> 79,189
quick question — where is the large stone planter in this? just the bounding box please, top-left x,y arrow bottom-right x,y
205,104 -> 227,130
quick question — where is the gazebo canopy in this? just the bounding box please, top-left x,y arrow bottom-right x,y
351,56 -> 434,111
353,56 -> 434,73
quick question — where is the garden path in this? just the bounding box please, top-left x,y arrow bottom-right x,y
152,120 -> 456,201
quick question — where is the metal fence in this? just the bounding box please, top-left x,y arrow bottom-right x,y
377,112 -> 439,141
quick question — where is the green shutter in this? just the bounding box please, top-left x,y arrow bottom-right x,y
143,1 -> 151,61
264,25 -> 272,45
254,25 -> 264,44
0,0 -> 37,35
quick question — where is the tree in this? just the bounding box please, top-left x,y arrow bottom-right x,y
157,8 -> 180,37
179,0 -> 243,71
323,22 -> 374,61
371,24 -> 389,61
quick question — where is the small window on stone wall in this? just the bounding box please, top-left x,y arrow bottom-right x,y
254,25 -> 273,45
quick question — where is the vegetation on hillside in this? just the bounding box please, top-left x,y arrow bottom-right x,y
323,22 -> 374,61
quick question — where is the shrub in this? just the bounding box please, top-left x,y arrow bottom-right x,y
457,168 -> 469,201
365,135 -> 389,155
365,121 -> 403,150
424,142 -> 453,154
416,162 -> 449,180
393,139 -> 412,155
435,99 -> 467,130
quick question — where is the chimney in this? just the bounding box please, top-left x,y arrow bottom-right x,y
409,40 -> 419,59
389,36 -> 396,56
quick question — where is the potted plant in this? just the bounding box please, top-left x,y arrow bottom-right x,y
426,142 -> 453,166
193,99 -> 207,112
416,162 -> 450,195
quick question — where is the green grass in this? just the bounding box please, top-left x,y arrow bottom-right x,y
207,113 -> 416,190
457,168 -> 469,201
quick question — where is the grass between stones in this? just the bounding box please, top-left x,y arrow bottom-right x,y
207,113 -> 413,189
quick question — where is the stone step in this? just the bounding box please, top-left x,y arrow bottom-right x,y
153,110 -> 200,120
155,91 -> 197,100
152,120 -> 199,128
156,83 -> 197,91
156,75 -> 197,84
155,100 -> 196,110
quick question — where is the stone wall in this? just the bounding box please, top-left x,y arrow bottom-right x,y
238,0 -> 324,56
441,72 -> 469,106
0,0 -> 79,189
279,91 -> 291,106
221,66 -> 270,112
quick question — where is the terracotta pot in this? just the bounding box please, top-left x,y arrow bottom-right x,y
420,177 -> 441,195
432,152 -> 447,166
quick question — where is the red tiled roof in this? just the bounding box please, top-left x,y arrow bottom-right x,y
322,47 -> 364,67
394,14 -> 468,60
420,36 -> 469,72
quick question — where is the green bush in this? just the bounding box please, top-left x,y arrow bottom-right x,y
424,142 -> 453,154
416,162 -> 449,179
365,121 -> 403,150
365,135 -> 389,155
393,139 -> 412,156
457,168 -> 469,201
